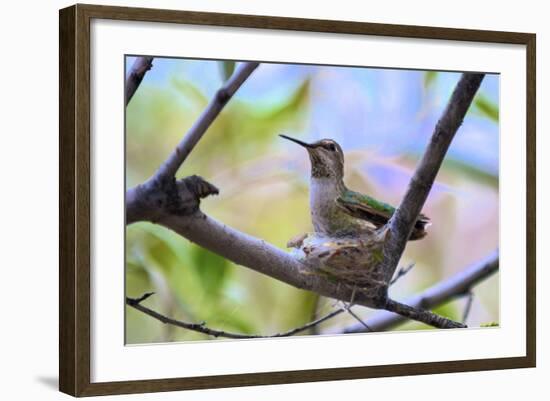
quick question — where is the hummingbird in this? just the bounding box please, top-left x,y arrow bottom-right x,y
281,135 -> 430,241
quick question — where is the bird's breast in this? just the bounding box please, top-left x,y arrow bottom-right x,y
310,178 -> 345,234
310,178 -> 339,212
309,178 -> 374,236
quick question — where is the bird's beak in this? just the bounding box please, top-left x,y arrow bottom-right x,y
279,134 -> 314,149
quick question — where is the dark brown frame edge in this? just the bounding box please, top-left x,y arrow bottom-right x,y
59,3 -> 536,397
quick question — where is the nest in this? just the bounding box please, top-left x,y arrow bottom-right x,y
288,229 -> 390,294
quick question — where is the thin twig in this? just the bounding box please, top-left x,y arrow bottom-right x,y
383,73 -> 485,284
126,294 -> 345,339
276,308 -> 345,337
341,250 -> 498,333
339,286 -> 372,331
308,294 -> 323,335
462,291 -> 474,324
390,263 -> 415,285
127,291 -> 155,305
125,56 -> 154,106
154,62 -> 260,179
345,307 -> 372,331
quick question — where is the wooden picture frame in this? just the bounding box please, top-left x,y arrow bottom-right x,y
59,3 -> 536,397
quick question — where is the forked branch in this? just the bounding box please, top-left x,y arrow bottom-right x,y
154,62 -> 260,179
126,67 -> 489,331
382,74 -> 485,284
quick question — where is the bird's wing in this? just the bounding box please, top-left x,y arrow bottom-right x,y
337,190 -> 431,230
336,190 -> 395,228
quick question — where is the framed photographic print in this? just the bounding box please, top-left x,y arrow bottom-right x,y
59,3 -> 536,397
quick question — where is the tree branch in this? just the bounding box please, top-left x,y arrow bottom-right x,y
126,293 -> 346,339
341,250 -> 498,333
125,56 -> 153,106
126,69 -> 490,331
157,212 -> 374,306
154,62 -> 260,180
126,62 -> 259,224
385,299 -> 464,329
382,73 -> 485,284
142,212 -> 462,329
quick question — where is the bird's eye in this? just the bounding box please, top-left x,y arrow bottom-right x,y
326,143 -> 336,151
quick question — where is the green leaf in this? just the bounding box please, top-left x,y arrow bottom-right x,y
209,311 -> 257,334
146,237 -> 180,276
219,61 -> 236,82
432,302 -> 459,323
441,158 -> 499,189
171,78 -> 209,107
291,291 -> 319,330
424,71 -> 438,88
190,245 -> 232,296
480,321 -> 499,327
403,153 -> 498,189
262,79 -> 310,120
125,261 -> 152,295
140,223 -> 192,267
131,223 -> 213,310
473,94 -> 499,122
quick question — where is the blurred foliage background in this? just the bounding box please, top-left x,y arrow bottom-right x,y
125,57 -> 499,344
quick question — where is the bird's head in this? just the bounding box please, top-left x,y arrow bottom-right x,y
280,135 -> 344,179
